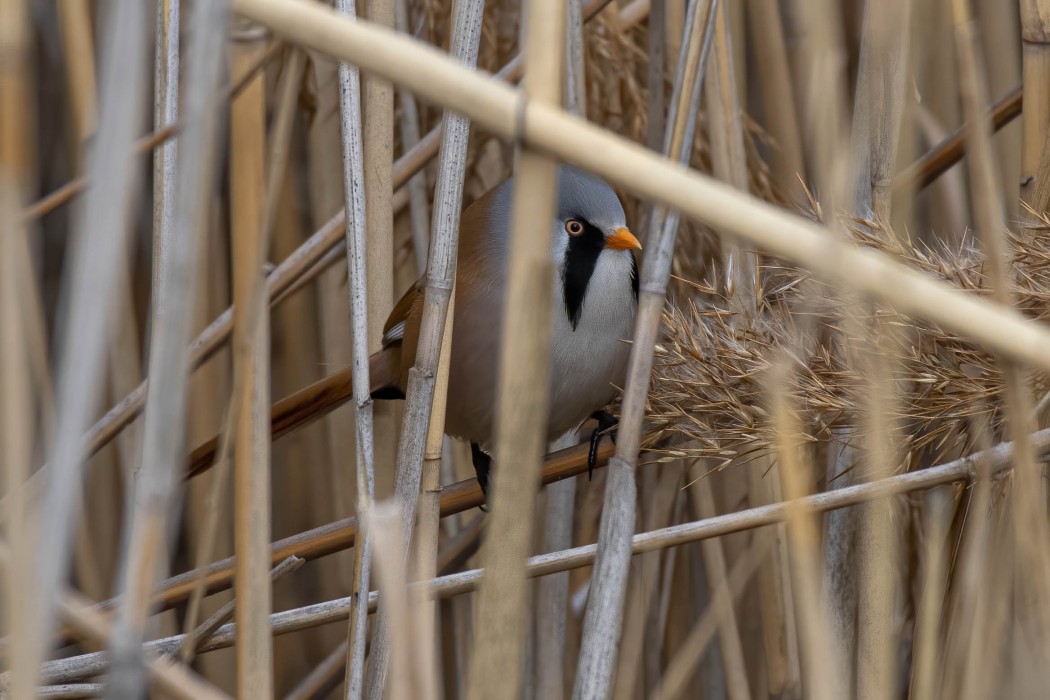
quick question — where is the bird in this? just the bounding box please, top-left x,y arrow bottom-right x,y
187,165 -> 640,503
375,164 -> 641,504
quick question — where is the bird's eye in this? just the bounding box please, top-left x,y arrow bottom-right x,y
565,219 -> 584,236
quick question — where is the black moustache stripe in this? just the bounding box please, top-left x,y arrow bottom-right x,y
562,221 -> 636,330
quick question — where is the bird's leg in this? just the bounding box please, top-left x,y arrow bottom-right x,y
470,442 -> 492,512
588,410 -> 618,480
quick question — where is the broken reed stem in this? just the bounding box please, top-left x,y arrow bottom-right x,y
0,2 -> 38,697
0,539 -> 229,700
651,540 -> 766,700
333,0 -> 375,694
285,641 -> 350,700
27,0 -> 150,693
228,19 -> 274,697
365,0 -> 485,693
180,556 -> 304,664
61,591 -> 230,700
36,427 -> 1050,687
575,1 -> 715,695
464,0 -> 564,696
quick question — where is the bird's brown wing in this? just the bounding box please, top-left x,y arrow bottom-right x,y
382,277 -> 426,390
383,277 -> 424,348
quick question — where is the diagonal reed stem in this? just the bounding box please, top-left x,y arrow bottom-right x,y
575,1 -> 716,695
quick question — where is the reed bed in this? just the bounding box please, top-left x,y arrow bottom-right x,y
4,0 -> 1050,698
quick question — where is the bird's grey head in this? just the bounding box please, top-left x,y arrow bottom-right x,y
554,165 -> 628,233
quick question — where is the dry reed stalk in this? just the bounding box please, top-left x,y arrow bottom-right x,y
231,0 -> 1050,366
104,3 -> 221,696
850,0 -> 911,225
612,465 -> 683,699
170,12 -> 236,684
229,18 -> 274,697
366,0 -> 485,692
26,0 -> 149,693
704,8 -> 787,692
769,364 -> 846,700
952,0 -> 1050,675
35,684 -> 103,699
746,0 -> 804,200
534,4 -> 587,696
536,432 -> 579,700
893,85 -> 1023,193
1021,0 -> 1050,206
940,420 -> 1006,700
34,426 -> 1050,686
0,2 -> 38,697
908,488 -> 955,699
152,0 -> 180,307
690,478 -> 751,700
410,291 -> 455,696
853,332 -> 905,700
367,503 -> 426,700
333,0 -> 376,692
395,0 -> 431,273
976,0 -> 1022,221
56,0 -> 97,151
849,4 -> 912,696
575,1 -> 715,695
464,0 -> 565,694
363,0 -> 397,501
707,0 -> 752,297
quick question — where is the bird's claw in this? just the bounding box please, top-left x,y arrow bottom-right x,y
471,442 -> 492,512
588,410 -> 618,480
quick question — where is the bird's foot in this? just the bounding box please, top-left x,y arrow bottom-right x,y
470,442 -> 492,512
588,410 -> 618,480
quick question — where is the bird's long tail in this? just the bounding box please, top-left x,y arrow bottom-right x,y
186,345 -> 403,479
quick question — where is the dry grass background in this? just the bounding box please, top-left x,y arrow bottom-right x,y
2,0 -> 1050,697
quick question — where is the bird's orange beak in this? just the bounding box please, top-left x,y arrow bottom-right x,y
606,227 -> 642,251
